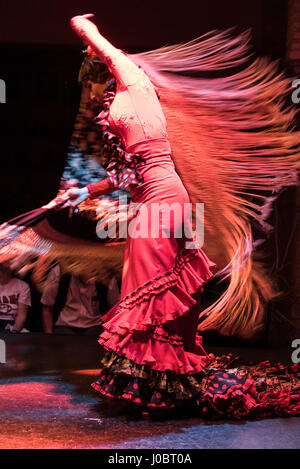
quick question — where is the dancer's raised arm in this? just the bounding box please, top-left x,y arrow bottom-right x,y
70,14 -> 141,87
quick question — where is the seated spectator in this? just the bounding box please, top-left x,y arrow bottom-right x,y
0,261 -> 31,333
41,264 -> 119,335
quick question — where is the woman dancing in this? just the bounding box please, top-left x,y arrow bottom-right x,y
63,14 -> 300,418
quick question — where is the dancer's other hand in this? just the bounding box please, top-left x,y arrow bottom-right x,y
70,14 -> 98,40
62,187 -> 90,217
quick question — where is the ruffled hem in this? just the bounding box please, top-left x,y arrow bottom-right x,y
98,327 -> 211,373
91,351 -> 300,419
101,247 -> 216,333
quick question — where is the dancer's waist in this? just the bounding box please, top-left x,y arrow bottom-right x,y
129,163 -> 188,204
127,138 -> 172,160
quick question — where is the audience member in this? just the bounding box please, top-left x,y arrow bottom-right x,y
0,261 -> 31,333
41,265 -> 119,335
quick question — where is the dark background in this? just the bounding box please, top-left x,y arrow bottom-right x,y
0,0 -> 295,341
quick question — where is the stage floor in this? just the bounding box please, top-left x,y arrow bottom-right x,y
0,332 -> 299,449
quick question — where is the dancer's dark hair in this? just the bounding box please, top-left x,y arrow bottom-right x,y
78,54 -> 112,85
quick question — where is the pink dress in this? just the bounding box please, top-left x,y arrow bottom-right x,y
87,38 -> 218,407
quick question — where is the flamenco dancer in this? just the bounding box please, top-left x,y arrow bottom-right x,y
59,14 -> 300,419
1,13 -> 299,419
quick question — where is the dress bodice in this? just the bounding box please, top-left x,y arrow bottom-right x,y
106,69 -> 170,153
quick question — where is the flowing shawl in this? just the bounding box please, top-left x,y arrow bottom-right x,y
128,28 -> 300,338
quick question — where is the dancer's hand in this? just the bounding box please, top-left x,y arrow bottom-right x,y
70,14 -> 98,40
62,187 -> 90,217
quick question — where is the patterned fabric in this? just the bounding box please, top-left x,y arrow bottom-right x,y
61,145 -> 107,189
96,79 -> 145,189
92,350 -> 300,419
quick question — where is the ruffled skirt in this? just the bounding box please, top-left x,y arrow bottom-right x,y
91,162 -> 300,419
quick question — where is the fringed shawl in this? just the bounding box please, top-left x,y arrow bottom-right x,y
129,29 -> 300,338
